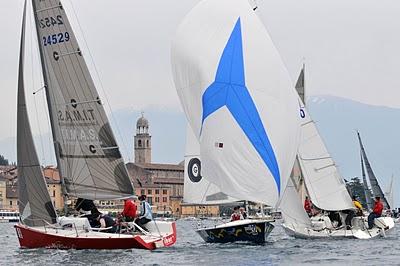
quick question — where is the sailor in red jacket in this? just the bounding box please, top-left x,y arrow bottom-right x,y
121,197 -> 137,222
367,196 -> 384,229
304,196 -> 312,217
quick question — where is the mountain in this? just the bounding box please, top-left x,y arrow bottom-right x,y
2,95 -> 399,206
307,95 -> 400,207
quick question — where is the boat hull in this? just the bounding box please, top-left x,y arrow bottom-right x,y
196,219 -> 274,244
15,222 -> 177,250
282,216 -> 395,239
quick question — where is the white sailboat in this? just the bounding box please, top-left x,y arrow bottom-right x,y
14,0 -> 176,250
280,66 -> 394,239
172,0 -> 301,243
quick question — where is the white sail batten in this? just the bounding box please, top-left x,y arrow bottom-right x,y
172,0 -> 300,206
184,124 -> 239,205
17,0 -> 57,226
297,108 -> 354,211
31,0 -> 134,200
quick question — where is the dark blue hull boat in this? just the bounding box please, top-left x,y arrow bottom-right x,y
196,219 -> 274,244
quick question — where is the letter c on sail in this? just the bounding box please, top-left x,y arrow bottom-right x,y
200,18 -> 281,193
89,145 -> 96,154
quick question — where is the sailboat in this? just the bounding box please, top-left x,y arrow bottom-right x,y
280,66 -> 394,239
14,0 -> 176,250
172,0 -> 301,243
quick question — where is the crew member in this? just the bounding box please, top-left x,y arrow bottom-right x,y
96,213 -> 118,233
121,197 -> 137,222
304,196 -> 312,217
135,195 -> 153,230
368,196 -> 383,229
230,206 -> 241,221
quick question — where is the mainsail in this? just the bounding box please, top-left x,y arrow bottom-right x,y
360,151 -> 373,210
31,0 -> 134,200
17,0 -> 57,226
172,0 -> 300,205
297,105 -> 354,211
184,124 -> 239,205
357,131 -> 390,209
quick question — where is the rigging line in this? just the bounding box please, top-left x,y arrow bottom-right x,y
29,3 -> 46,165
67,0 -> 131,162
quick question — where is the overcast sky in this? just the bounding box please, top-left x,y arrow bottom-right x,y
1,0 -> 400,141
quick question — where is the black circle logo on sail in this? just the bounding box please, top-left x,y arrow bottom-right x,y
188,158 -> 202,183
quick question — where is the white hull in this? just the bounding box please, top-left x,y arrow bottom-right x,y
282,216 -> 395,239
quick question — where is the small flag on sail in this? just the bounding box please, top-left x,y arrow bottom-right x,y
215,142 -> 224,148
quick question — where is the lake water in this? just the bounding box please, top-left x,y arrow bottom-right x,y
0,220 -> 398,265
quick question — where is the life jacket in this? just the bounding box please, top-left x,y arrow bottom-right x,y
373,201 -> 384,216
231,213 -> 240,221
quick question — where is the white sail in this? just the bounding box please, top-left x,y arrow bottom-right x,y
280,177 -> 312,227
298,107 -> 354,211
385,175 -> 394,209
172,0 -> 300,205
184,124 -> 239,205
17,0 -> 57,226
31,0 -> 134,200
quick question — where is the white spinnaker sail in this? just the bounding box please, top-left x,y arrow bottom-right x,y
280,177 -> 311,227
184,124 -> 239,205
17,0 -> 57,226
172,0 -> 300,205
298,108 -> 353,211
31,0 -> 134,200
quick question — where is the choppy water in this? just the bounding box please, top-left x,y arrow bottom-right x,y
0,220 -> 399,266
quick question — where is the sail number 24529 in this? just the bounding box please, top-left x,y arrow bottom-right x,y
43,32 -> 70,47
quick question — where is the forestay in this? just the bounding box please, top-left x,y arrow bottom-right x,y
31,0 -> 134,200
172,0 -> 300,205
17,1 -> 57,226
357,132 -> 390,209
184,124 -> 239,205
297,106 -> 353,211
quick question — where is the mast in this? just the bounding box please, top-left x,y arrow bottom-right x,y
30,0 -> 68,215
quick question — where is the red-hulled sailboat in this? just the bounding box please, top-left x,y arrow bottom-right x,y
15,0 -> 176,250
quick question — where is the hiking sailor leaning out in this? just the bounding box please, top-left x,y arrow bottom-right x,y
368,196 -> 383,229
135,195 -> 153,230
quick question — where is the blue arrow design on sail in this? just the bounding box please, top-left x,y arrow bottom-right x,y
201,18 -> 281,193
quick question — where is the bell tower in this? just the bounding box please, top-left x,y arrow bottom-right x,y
134,113 -> 151,164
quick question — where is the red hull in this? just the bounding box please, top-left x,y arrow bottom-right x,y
15,223 -> 176,250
